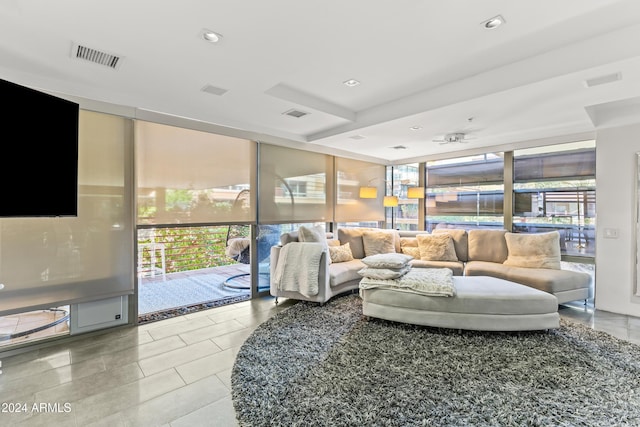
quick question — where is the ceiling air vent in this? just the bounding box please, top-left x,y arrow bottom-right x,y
71,43 -> 122,69
584,72 -> 621,88
282,109 -> 309,118
201,84 -> 228,96
349,135 -> 366,140
392,145 -> 408,150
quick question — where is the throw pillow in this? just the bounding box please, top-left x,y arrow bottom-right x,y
432,228 -> 468,262
298,224 -> 330,263
357,265 -> 411,280
329,242 -> 354,263
361,253 -> 413,269
401,246 -> 421,259
400,235 -> 430,260
362,230 -> 396,257
416,234 -> 458,261
298,225 -> 327,245
503,231 -> 561,269
399,237 -> 419,247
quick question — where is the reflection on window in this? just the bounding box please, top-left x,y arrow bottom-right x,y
425,153 -> 504,231
335,158 -> 385,223
259,144 -> 332,223
387,164 -> 420,230
513,140 -> 596,257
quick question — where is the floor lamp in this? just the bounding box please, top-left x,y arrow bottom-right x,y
384,195 -> 399,229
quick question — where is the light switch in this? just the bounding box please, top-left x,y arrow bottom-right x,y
603,228 -> 619,239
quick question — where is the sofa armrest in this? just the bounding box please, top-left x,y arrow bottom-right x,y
270,245 -> 283,279
269,244 -> 331,302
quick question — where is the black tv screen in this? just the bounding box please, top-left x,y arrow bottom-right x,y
1,78 -> 79,217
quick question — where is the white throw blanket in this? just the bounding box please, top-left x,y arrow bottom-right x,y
273,242 -> 325,297
359,268 -> 456,297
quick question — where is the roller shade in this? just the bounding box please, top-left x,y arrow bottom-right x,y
0,111 -> 134,316
335,158 -> 385,222
135,121 -> 256,225
258,144 -> 333,223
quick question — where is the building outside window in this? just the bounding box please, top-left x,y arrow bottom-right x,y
512,140 -> 596,258
386,164 -> 420,230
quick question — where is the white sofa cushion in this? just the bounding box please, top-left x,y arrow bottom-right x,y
328,259 -> 366,287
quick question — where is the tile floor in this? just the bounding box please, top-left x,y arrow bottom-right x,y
0,296 -> 638,427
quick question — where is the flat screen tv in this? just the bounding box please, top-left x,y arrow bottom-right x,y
0,78 -> 79,217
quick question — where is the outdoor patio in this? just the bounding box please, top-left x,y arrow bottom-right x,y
137,263 -> 270,323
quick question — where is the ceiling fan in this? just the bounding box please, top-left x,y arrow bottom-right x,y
432,132 -> 473,145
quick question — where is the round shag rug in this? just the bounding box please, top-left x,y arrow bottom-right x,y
231,294 -> 640,427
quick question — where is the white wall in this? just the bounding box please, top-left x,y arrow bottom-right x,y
595,122 -> 640,316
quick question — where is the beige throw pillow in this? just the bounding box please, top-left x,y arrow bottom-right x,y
401,246 -> 421,259
329,242 -> 355,263
503,231 -> 561,269
400,237 -> 419,248
362,230 -> 396,257
416,234 -> 458,261
327,239 -> 341,247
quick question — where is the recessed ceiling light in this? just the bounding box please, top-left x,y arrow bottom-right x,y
202,29 -> 223,43
481,15 -> 505,30
349,134 -> 366,140
343,79 -> 360,87
410,125 -> 422,131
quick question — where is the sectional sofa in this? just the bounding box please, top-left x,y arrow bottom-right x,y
269,227 -> 592,306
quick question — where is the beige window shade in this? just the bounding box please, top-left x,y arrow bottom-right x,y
259,144 -> 333,223
335,158 -> 385,222
0,111 -> 134,316
135,121 -> 256,225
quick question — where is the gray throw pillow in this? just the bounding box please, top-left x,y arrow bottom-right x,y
361,253 -> 413,269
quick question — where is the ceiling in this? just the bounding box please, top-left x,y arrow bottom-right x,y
1,0 -> 640,164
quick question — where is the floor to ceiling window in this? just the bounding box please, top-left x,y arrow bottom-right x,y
135,121 -> 257,321
512,140 -> 596,258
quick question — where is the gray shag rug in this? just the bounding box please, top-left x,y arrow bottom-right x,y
231,294 -> 640,427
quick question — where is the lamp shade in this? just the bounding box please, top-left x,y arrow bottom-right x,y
383,195 -> 399,207
407,187 -> 425,198
359,186 -> 377,198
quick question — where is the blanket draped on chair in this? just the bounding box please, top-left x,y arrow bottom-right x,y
273,242 -> 325,297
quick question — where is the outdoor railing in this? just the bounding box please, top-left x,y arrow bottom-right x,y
137,225 -> 248,277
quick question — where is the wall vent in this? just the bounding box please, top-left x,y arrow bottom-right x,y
201,84 -> 228,96
584,72 -> 621,88
71,42 -> 122,69
282,109 -> 309,118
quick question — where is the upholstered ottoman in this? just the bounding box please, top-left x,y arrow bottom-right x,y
360,276 -> 559,331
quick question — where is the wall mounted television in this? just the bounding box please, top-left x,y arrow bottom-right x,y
0,78 -> 79,217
